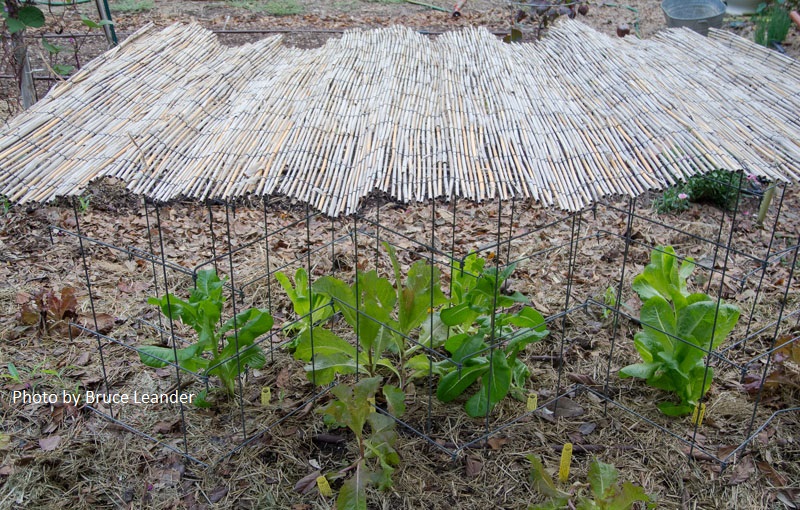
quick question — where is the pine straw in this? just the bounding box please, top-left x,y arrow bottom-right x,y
2,22 -> 800,215
0,186 -> 798,508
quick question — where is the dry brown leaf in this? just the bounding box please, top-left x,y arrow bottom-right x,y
275,367 -> 291,389
74,351 -> 91,366
545,397 -> 584,418
465,456 -> 483,478
208,486 -> 228,503
153,419 -> 181,434
0,465 -> 14,476
39,435 -> 61,451
486,436 -> 507,450
756,461 -> 787,487
727,455 -> 756,486
294,470 -> 321,495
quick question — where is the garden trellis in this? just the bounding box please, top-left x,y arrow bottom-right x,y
0,20 -> 797,476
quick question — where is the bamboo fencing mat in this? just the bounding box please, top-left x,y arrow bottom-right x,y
1,21 -> 798,215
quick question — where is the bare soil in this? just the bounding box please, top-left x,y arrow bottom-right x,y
1,2 -> 799,510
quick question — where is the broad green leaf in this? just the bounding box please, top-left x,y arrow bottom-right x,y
619,362 -> 659,380
42,38 -> 64,55
608,481 -> 651,509
219,307 -> 273,345
632,246 -> 689,303
303,353 -> 363,385
440,302 -> 474,328
374,357 -> 402,381
5,17 -> 26,34
148,294 -> 197,327
405,354 -> 449,378
383,384 -> 405,416
507,306 -> 547,331
398,261 -> 447,334
436,361 -> 487,402
451,253 -> 485,305
294,327 -> 358,362
323,378 -> 378,442
509,356 -> 530,389
527,455 -> 570,500
51,64 -> 74,76
137,343 -> 203,368
18,6 -> 45,28
504,327 -> 549,359
657,401 -> 694,416
213,342 -> 266,375
193,389 -> 212,408
313,276 -> 355,322
80,16 -> 114,28
336,460 -> 368,510
587,460 -> 618,500
465,350 -> 511,417
193,269 -> 224,303
638,295 -> 677,356
365,413 -> 399,467
195,299 -> 222,349
447,333 -> 487,363
275,270 -> 305,316
418,311 -> 449,348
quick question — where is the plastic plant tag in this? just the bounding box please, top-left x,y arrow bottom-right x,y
691,402 -> 706,426
367,396 -> 376,406
526,392 -> 538,412
559,443 -> 573,483
316,475 -> 332,497
260,387 -> 271,406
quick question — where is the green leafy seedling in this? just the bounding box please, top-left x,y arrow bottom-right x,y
3,363 -> 22,384
528,455 -> 653,509
138,269 -> 273,398
620,246 -> 740,415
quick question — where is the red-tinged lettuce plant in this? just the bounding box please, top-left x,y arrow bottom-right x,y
138,269 -> 273,400
318,376 -> 404,510
620,246 -> 740,416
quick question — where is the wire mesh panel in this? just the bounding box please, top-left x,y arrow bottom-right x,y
54,174 -> 797,475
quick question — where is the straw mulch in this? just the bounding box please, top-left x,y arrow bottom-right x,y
1,21 -> 799,215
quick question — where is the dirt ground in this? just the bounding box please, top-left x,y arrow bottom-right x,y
1,1 -> 800,509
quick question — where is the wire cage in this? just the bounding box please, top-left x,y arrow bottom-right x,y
50,170 -> 798,472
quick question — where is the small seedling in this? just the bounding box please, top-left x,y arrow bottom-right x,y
528,455 -> 653,509
17,286 -> 80,337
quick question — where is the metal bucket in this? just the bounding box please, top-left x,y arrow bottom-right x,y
661,0 -> 726,36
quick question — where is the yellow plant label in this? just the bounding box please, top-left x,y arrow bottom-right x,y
558,443 -> 573,483
691,402 -> 706,426
316,475 -> 333,497
260,387 -> 271,406
367,396 -> 376,406
526,392 -> 538,412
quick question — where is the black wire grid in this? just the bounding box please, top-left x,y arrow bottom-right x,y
55,175 -> 798,470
